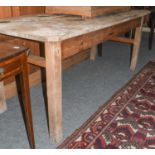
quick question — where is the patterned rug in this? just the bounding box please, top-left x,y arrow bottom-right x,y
58,61 -> 155,149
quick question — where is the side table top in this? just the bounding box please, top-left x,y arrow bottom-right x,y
0,42 -> 29,62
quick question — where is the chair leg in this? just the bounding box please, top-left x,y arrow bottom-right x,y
15,56 -> 35,149
149,22 -> 155,50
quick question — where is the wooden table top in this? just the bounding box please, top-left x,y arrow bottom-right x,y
0,10 -> 150,42
0,42 -> 29,62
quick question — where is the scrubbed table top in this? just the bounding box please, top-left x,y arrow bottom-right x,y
0,10 -> 150,42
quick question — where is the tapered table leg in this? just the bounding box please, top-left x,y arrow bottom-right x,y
45,42 -> 62,143
16,54 -> 35,149
130,18 -> 144,71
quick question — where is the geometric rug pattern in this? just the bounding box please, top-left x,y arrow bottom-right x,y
58,62 -> 155,149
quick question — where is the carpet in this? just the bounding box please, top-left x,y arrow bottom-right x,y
58,61 -> 155,149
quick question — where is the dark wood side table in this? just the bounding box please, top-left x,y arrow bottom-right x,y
0,42 -> 35,148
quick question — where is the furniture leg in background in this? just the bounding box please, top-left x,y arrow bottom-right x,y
109,18 -> 144,71
149,22 -> 155,50
90,45 -> 97,61
130,17 -> 144,70
98,43 -> 103,57
148,10 -> 155,50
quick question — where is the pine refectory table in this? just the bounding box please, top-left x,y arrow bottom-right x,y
0,10 -> 150,143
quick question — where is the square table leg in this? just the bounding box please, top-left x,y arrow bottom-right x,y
90,45 -> 97,61
0,81 -> 7,114
130,17 -> 144,71
45,42 -> 62,143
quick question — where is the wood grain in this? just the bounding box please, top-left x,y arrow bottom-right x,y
91,6 -> 130,17
12,6 -> 45,17
4,49 -> 90,100
0,8 -> 150,144
45,42 -> 62,143
110,36 -> 135,44
0,81 -> 7,113
0,7 -> 42,87
28,49 -> 90,68
0,7 -> 12,19
15,53 -> 35,148
46,6 -> 130,18
90,46 -> 97,61
0,42 -> 35,148
19,6 -> 45,16
0,10 -> 149,42
130,17 -> 144,71
61,18 -> 141,59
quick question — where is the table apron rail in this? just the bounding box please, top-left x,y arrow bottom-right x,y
28,17 -> 142,68
28,49 -> 90,69
61,17 -> 142,59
